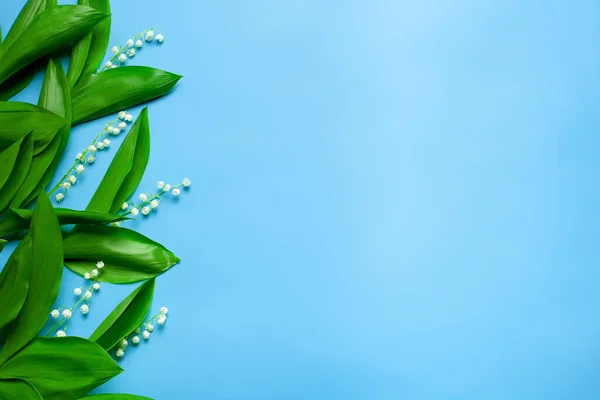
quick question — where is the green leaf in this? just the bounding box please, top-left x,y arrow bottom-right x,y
64,226 -> 180,284
67,31 -> 92,87
87,108 -> 150,214
0,66 -> 39,102
0,0 -> 52,100
78,395 -> 153,400
0,139 -> 22,191
2,0 -> 49,50
90,278 -> 155,350
0,133 -> 33,213
0,191 -> 63,364
0,239 -> 6,252
68,0 -> 111,86
0,101 -> 63,151
11,59 -> 71,208
0,235 -> 32,331
0,337 -> 123,400
0,378 -> 43,400
0,208 -> 128,239
0,6 -> 109,86
72,67 -> 182,124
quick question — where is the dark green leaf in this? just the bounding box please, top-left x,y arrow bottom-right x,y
0,139 -> 21,191
68,0 -> 111,86
0,235 -> 32,331
64,226 -> 180,284
90,279 -> 155,350
0,191 -> 63,364
0,337 -> 123,400
2,0 -> 49,50
72,67 -> 182,124
0,134 -> 33,213
0,207 -> 128,239
78,395 -> 152,400
11,59 -> 71,208
87,108 -> 150,214
0,66 -> 39,102
0,6 -> 109,86
0,239 -> 6,252
0,101 -> 63,151
0,378 -> 43,400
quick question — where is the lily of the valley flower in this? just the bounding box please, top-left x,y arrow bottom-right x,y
45,262 -> 106,337
49,113 -> 133,203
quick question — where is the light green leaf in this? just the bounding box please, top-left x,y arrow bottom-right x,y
11,59 -> 71,208
0,139 -> 22,191
90,279 -> 155,350
72,67 -> 182,124
0,0 -> 51,100
0,101 -> 63,151
0,6 -> 108,86
0,208 -> 128,239
0,337 -> 123,400
0,191 -> 63,364
79,395 -> 153,400
68,0 -> 111,86
67,31 -> 92,87
64,226 -> 180,284
2,0 -> 49,50
0,235 -> 32,331
0,378 -> 43,400
87,108 -> 150,214
0,133 -> 33,213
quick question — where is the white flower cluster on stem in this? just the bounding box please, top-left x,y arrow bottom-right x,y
49,112 -> 133,203
47,261 -> 105,337
114,306 -> 169,359
120,178 -> 191,219
100,29 -> 164,72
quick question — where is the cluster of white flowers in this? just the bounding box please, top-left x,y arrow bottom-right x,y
121,178 -> 191,218
101,29 -> 164,72
115,306 -> 168,359
51,113 -> 133,203
47,261 -> 105,337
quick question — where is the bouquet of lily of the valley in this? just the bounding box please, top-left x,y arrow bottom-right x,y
0,0 -> 188,398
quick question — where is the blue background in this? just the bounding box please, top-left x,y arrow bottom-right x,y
2,0 -> 600,398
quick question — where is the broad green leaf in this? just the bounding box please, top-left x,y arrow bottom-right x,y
64,226 -> 180,284
0,134 -> 33,213
79,395 -> 153,400
0,6 -> 108,86
11,59 -> 70,208
0,101 -> 63,151
0,208 -> 127,239
90,279 -> 155,350
0,191 -> 63,364
0,239 -> 6,252
0,337 -> 123,400
2,0 -> 49,50
68,0 -> 111,86
87,108 -> 150,214
72,67 -> 182,124
0,378 -> 43,400
0,139 -> 21,190
0,235 -> 32,331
